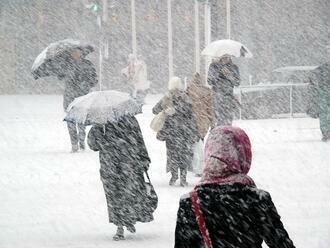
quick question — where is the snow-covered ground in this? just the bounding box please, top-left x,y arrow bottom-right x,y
0,95 -> 329,248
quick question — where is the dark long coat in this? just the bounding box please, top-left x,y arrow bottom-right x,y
175,184 -> 295,248
62,58 -> 97,110
207,61 -> 240,125
312,63 -> 330,136
153,90 -> 199,172
87,116 -> 153,227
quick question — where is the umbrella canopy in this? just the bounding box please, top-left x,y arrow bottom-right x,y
32,39 -> 94,80
64,90 -> 142,125
201,39 -> 253,58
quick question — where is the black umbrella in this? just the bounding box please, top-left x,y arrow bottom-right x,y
31,39 -> 94,80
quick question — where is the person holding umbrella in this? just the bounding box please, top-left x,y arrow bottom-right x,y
202,39 -> 252,126
62,49 -> 97,152
207,55 -> 240,126
32,39 -> 97,152
64,90 -> 156,240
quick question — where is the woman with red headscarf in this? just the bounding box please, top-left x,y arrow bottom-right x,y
174,126 -> 295,248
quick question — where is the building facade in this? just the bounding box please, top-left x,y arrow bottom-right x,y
0,0 -> 329,94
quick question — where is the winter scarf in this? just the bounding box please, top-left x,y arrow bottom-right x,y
198,126 -> 255,187
192,126 -> 255,248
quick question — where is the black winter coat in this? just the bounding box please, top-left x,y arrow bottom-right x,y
87,116 -> 152,226
153,90 -> 199,145
207,61 -> 240,95
175,184 -> 295,248
153,91 -> 199,172
62,59 -> 97,110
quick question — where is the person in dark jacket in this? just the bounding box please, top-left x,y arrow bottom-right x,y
175,126 -> 295,248
311,62 -> 330,141
61,49 -> 97,152
153,77 -> 199,186
88,115 -> 153,240
207,55 -> 240,126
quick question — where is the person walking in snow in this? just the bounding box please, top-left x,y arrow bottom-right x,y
174,126 -> 295,248
187,72 -> 216,176
153,77 -> 199,186
61,48 -> 97,152
87,115 -> 154,240
207,55 -> 240,126
121,54 -> 150,99
311,62 -> 330,141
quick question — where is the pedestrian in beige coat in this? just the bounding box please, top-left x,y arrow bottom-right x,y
187,72 -> 216,176
187,72 -> 216,139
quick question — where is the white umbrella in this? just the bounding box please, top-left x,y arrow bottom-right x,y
32,39 -> 94,79
64,90 -> 141,125
201,39 -> 253,58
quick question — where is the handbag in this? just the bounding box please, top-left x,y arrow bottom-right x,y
150,111 -> 166,132
191,188 -> 213,248
144,171 -> 158,213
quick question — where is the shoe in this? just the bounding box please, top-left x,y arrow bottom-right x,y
126,224 -> 136,233
71,144 -> 79,153
113,233 -> 125,241
113,227 -> 124,241
169,176 -> 178,186
180,180 -> 188,187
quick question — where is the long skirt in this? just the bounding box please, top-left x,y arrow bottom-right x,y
214,93 -> 235,126
166,139 -> 194,174
100,160 -> 153,227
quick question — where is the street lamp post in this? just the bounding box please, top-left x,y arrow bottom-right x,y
194,0 -> 200,73
204,0 -> 211,82
226,0 -> 231,39
131,0 -> 137,57
168,0 -> 174,79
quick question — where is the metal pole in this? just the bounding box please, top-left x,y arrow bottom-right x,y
239,87 -> 242,120
168,0 -> 174,79
99,40 -> 103,91
131,0 -> 137,57
204,1 -> 211,82
102,0 -> 108,23
194,0 -> 200,73
226,0 -> 231,39
97,13 -> 103,91
289,85 -> 293,117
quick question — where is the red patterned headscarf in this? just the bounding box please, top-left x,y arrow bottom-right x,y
200,126 -> 255,186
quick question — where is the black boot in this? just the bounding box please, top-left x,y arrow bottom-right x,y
180,169 -> 188,187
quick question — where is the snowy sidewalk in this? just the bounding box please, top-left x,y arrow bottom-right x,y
0,95 -> 329,248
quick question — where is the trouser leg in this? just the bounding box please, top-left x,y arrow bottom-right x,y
169,167 -> 178,186
77,124 -> 86,149
180,168 -> 188,187
67,122 -> 78,146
